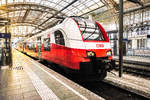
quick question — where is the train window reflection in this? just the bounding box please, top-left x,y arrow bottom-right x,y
28,43 -> 32,50
54,30 -> 65,45
44,38 -> 50,51
73,17 -> 105,41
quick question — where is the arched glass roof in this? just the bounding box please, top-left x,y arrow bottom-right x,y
0,0 -> 105,29
0,0 -> 149,42
0,0 -> 109,40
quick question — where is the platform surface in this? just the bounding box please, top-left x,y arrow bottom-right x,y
0,50 -> 104,100
108,56 -> 150,99
105,71 -> 150,99
0,53 -> 41,100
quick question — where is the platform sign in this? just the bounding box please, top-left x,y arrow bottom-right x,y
0,33 -> 11,38
123,38 -> 128,42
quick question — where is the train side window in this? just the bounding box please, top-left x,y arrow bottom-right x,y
54,30 -> 65,45
43,38 -> 50,51
28,43 -> 32,50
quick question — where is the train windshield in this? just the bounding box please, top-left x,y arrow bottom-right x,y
73,17 -> 105,41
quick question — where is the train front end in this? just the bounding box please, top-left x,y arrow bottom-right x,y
71,17 -> 115,79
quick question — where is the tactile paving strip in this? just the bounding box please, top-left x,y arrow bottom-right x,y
22,61 -> 60,100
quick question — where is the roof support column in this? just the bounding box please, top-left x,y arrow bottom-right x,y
119,0 -> 123,77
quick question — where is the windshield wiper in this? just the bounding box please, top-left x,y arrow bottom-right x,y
80,21 -> 87,35
84,25 -> 97,40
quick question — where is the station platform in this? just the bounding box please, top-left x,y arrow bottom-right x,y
110,56 -> 150,99
104,71 -> 150,99
0,50 -> 104,100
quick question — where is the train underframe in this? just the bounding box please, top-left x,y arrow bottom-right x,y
64,57 -> 116,80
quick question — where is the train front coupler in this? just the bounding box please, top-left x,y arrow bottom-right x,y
100,59 -> 116,72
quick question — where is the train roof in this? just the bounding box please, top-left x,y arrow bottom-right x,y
23,16 -> 99,42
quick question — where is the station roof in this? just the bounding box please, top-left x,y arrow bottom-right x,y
0,0 -> 149,41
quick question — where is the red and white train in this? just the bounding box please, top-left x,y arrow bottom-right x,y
17,16 -> 115,80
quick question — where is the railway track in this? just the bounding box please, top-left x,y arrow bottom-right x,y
115,59 -> 150,77
76,81 -> 148,100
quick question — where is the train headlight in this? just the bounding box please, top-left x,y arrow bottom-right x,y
87,51 -> 95,57
106,50 -> 112,56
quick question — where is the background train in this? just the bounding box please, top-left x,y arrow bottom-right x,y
16,16 -> 115,80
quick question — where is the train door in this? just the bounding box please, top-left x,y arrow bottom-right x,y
37,36 -> 41,60
43,34 -> 51,60
23,42 -> 26,53
54,30 -> 65,63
